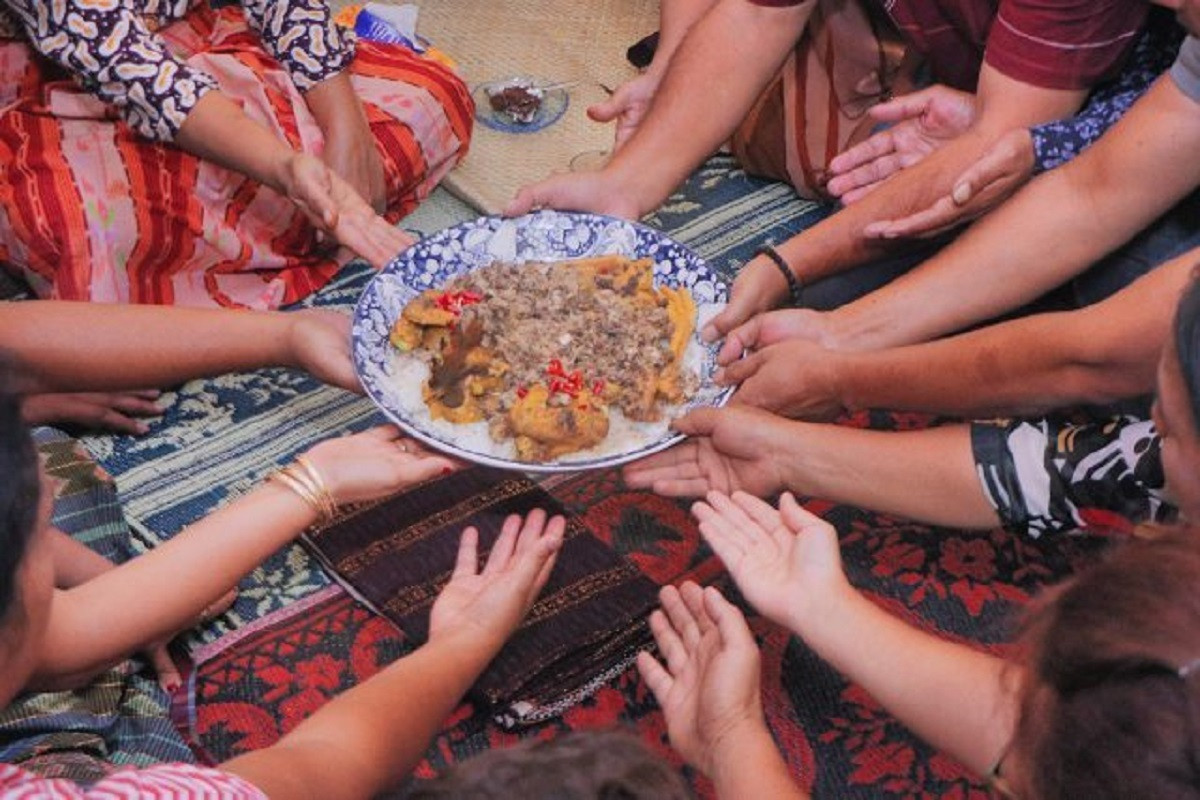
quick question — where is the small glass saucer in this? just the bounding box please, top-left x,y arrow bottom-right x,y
473,77 -> 570,134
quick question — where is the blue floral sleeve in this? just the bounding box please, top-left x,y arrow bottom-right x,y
239,0 -> 355,92
1030,14 -> 1185,175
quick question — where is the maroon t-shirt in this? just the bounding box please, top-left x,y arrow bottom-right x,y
749,0 -> 1147,91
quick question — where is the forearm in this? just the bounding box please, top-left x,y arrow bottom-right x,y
794,585 -> 1015,775
780,131 -> 1000,283
779,67 -> 1085,285
49,528 -> 115,588
710,723 -> 809,800
779,422 -> 1000,529
0,302 -> 303,393
175,92 -> 295,192
36,483 -> 315,679
222,633 -> 496,800
305,70 -> 369,137
648,0 -> 720,79
606,0 -> 811,212
826,77 -> 1200,350
830,269 -> 1177,416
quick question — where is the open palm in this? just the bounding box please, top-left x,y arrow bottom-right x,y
429,510 -> 563,651
637,582 -> 764,776
693,491 -> 847,632
622,407 -> 789,498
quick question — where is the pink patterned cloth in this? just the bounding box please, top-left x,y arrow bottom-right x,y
0,762 -> 267,799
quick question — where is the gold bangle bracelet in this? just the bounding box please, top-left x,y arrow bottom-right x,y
294,456 -> 338,520
270,466 -> 332,522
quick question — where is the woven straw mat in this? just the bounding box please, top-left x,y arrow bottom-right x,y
416,0 -> 659,213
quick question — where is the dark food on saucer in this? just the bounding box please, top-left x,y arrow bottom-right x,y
486,83 -> 544,124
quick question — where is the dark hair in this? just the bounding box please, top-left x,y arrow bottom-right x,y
406,729 -> 693,800
0,362 -> 39,623
1173,275 -> 1200,432
1011,527 -> 1200,799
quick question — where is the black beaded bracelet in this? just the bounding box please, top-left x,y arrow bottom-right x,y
755,245 -> 804,306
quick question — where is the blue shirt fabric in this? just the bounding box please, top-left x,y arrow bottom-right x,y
1030,12 -> 1185,174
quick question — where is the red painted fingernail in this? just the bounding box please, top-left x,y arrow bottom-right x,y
164,680 -> 180,693
441,467 -> 452,475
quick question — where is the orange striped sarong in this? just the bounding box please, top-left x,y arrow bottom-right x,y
730,0 -> 910,201
0,5 -> 472,308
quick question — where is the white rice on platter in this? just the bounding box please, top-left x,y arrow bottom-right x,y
387,302 -> 722,465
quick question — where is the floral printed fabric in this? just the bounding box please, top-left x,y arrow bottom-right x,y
1029,13 -> 1185,175
0,0 -> 352,140
971,414 -> 1171,538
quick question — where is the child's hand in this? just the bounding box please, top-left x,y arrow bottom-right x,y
22,390 -> 162,435
143,641 -> 182,693
429,510 -> 564,653
301,425 -> 458,506
693,490 -> 850,634
145,588 -> 236,694
637,583 -> 766,777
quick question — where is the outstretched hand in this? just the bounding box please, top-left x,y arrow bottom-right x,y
693,491 -> 847,633
827,85 -> 977,203
587,72 -> 661,152
286,309 -> 359,393
622,406 -> 789,498
22,390 -> 163,436
301,425 -> 458,507
719,339 -> 846,421
716,307 -> 838,365
636,582 -> 765,777
504,168 -> 642,220
701,256 -> 794,344
715,310 -> 847,419
863,128 -> 1036,240
429,510 -> 564,651
281,153 -> 413,268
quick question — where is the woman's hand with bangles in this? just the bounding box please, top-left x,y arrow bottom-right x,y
298,425 -> 458,507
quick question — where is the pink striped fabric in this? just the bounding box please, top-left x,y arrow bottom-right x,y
0,763 -> 266,798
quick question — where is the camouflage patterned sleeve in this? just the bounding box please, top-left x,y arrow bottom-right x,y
972,415 -> 1172,537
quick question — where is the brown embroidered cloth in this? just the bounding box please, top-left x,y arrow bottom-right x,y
303,467 -> 659,728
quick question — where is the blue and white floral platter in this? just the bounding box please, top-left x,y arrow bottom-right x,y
352,210 -> 731,472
